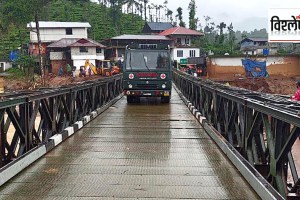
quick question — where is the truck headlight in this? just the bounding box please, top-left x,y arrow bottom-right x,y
162,84 -> 166,89
128,84 -> 133,88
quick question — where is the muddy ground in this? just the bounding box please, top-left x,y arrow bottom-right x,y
4,74 -> 106,92
210,75 -> 300,96
3,74 -> 300,97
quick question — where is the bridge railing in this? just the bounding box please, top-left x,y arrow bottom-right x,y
173,69 -> 300,199
0,75 -> 123,168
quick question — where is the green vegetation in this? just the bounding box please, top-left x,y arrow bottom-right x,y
6,67 -> 25,79
6,54 -> 36,79
194,15 -> 270,56
0,0 -> 146,59
0,0 -> 283,59
188,0 -> 197,30
176,7 -> 185,27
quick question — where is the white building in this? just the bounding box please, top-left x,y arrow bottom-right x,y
26,21 -> 91,63
171,48 -> 200,62
0,60 -> 12,72
27,21 -> 91,43
159,27 -> 204,63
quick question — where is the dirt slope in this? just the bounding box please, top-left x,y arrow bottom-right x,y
4,75 -> 105,92
211,75 -> 300,96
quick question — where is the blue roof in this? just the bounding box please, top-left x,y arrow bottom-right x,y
146,22 -> 173,31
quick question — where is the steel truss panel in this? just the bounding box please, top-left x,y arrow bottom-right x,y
173,69 -> 300,199
0,75 -> 123,168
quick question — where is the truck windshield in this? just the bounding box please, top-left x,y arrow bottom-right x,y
125,51 -> 170,70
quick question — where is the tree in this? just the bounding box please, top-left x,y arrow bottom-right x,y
216,22 -> 226,44
166,9 -> 173,22
176,7 -> 185,27
157,5 -> 163,22
152,3 -> 159,22
147,4 -> 153,21
203,16 -> 216,37
109,0 -> 124,33
1,0 -> 52,84
143,0 -> 148,21
188,0 -> 197,30
242,33 -> 248,39
0,0 -> 146,63
227,23 -> 236,53
98,0 -> 108,6
163,0 -> 168,22
14,54 -> 35,78
137,0 -> 143,18
28,0 -> 52,86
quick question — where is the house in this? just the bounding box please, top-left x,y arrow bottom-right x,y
47,38 -> 105,74
0,59 -> 12,72
240,38 -> 277,55
141,22 -> 174,34
26,21 -> 91,66
102,27 -> 203,63
159,27 -> 204,62
102,34 -> 173,61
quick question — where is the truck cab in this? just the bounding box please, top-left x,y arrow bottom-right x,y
123,44 -> 172,103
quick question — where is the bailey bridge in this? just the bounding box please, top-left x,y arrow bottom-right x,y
0,70 -> 299,199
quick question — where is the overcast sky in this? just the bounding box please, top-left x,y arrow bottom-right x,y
148,0 -> 298,32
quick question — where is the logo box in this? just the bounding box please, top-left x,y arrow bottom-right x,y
269,8 -> 300,43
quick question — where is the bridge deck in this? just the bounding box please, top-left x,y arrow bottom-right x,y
0,89 -> 260,199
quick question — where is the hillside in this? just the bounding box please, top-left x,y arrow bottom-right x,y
0,0 -> 145,59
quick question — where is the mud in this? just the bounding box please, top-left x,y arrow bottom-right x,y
4,74 -> 106,92
211,75 -> 300,96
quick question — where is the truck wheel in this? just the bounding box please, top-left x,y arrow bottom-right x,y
161,96 -> 170,103
135,97 -> 140,103
127,96 -> 134,103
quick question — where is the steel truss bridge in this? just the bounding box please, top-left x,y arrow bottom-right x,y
0,70 -> 299,199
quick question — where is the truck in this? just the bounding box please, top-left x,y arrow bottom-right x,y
123,44 -> 172,103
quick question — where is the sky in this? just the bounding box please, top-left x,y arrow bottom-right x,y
147,0 -> 298,32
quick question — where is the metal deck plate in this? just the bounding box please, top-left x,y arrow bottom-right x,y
0,90 -> 260,199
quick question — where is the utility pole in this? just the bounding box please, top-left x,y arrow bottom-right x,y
34,11 -> 45,86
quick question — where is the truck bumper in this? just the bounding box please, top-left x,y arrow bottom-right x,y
123,90 -> 171,97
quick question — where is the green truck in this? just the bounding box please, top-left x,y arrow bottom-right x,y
123,44 -> 172,103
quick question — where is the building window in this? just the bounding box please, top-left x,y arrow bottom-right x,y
189,50 -> 195,57
0,63 -> 4,68
177,38 -> 181,45
177,50 -> 183,57
185,38 -> 190,45
80,47 -> 88,53
96,48 -> 102,53
66,28 -> 73,35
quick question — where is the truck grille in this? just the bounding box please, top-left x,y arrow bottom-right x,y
136,84 -> 159,89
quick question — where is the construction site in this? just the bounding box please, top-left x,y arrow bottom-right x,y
3,54 -> 300,97
1,34 -> 300,200
210,55 -> 300,96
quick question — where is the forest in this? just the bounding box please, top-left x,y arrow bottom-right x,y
0,0 -> 147,59
0,0 -> 272,59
